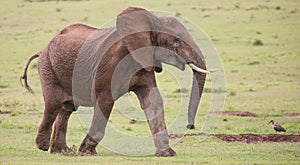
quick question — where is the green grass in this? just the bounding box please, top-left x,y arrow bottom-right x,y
0,0 -> 300,164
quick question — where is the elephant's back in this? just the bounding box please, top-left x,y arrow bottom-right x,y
58,24 -> 97,38
39,24 -> 116,99
40,24 -> 99,95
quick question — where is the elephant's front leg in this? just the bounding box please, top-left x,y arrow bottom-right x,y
79,96 -> 114,155
134,87 -> 177,157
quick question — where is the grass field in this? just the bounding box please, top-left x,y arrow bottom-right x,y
0,0 -> 299,164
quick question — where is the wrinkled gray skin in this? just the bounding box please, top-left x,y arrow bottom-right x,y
21,7 -> 207,157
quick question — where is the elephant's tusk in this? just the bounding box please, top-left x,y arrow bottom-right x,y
188,63 -> 212,74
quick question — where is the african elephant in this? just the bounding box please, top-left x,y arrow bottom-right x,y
21,7 -> 211,156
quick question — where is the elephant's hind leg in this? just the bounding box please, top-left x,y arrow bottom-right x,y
35,104 -> 60,151
50,102 -> 74,154
35,84 -> 71,152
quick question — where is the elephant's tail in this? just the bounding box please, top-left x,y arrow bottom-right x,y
20,53 -> 39,93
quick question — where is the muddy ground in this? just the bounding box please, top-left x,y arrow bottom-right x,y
208,111 -> 300,118
195,111 -> 300,143
208,111 -> 257,117
169,133 -> 300,143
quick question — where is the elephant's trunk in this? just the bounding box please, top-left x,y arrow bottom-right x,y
185,45 -> 208,129
176,39 -> 211,129
187,68 -> 206,129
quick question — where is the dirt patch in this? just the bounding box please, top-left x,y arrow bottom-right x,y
284,113 -> 300,118
0,110 -> 11,114
212,134 -> 300,143
209,111 -> 257,117
169,133 -> 300,143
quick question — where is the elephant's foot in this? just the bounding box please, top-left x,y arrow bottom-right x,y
50,142 -> 70,154
186,124 -> 195,129
155,148 -> 177,157
78,147 -> 97,156
78,135 -> 98,155
35,134 -> 50,151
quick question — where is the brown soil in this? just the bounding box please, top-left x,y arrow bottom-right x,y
169,133 -> 300,143
284,113 -> 300,118
0,110 -> 10,114
209,111 -> 257,117
209,111 -> 300,119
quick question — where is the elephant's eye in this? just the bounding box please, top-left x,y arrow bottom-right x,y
173,37 -> 182,48
174,37 -> 182,43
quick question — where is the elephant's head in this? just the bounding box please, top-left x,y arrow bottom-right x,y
117,7 -> 211,129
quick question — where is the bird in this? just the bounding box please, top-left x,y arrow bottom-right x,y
130,118 -> 137,124
268,120 -> 286,132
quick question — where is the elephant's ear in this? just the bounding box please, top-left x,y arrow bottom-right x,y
116,7 -> 159,71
